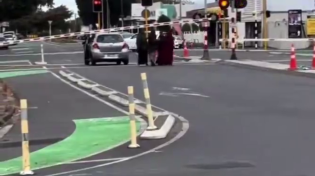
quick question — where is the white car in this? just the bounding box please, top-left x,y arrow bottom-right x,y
0,36 -> 9,49
124,32 -> 183,51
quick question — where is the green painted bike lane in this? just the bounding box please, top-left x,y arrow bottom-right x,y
0,70 -> 140,175
0,116 -> 139,175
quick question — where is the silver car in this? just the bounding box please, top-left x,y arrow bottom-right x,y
83,33 -> 130,65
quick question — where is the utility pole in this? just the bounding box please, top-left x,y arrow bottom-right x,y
121,0 -> 124,27
262,0 -> 267,50
106,0 -> 110,28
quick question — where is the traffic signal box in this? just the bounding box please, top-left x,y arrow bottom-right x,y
234,0 -> 247,9
218,0 -> 229,10
93,0 -> 102,12
141,0 -> 153,6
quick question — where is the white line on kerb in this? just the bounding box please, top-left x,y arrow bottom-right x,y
64,158 -> 128,164
44,70 -> 189,176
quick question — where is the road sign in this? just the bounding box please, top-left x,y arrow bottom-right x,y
307,15 -> 315,35
0,22 -> 9,27
141,9 -> 151,18
202,21 -> 209,27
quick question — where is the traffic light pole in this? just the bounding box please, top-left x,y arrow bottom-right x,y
230,0 -> 238,60
262,0 -> 267,50
200,0 -> 210,60
98,13 -> 101,29
144,6 -> 149,39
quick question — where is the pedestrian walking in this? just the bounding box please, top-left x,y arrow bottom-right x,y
136,29 -> 148,66
148,29 -> 158,66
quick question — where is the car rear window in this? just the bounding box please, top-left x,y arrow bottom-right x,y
122,33 -> 133,39
4,35 -> 12,38
97,34 -> 124,43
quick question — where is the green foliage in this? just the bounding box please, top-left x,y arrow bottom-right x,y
9,5 -> 72,35
0,0 -> 54,21
157,15 -> 171,32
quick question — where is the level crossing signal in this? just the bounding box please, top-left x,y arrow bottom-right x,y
218,0 -> 229,10
93,0 -> 102,12
141,0 -> 153,7
234,0 -> 247,8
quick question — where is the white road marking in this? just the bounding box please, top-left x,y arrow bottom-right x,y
11,48 -> 31,51
64,158 -> 128,164
159,92 -> 209,98
46,72 -> 189,176
0,51 -> 83,57
0,60 -> 30,64
15,51 -> 34,54
172,87 -> 190,91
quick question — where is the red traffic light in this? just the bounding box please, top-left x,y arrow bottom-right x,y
94,0 -> 101,5
218,0 -> 229,10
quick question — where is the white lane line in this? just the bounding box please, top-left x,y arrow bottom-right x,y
47,72 -> 147,169
0,60 -> 30,64
46,72 -> 189,176
15,51 -> 34,54
0,51 -> 83,57
11,48 -> 31,51
64,158 -> 128,164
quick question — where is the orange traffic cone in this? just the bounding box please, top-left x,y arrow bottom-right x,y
289,44 -> 297,70
183,42 -> 189,58
312,44 -> 315,69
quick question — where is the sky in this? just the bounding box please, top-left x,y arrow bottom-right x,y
54,0 -> 314,16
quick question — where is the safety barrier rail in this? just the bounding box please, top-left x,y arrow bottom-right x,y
1,18 -> 211,44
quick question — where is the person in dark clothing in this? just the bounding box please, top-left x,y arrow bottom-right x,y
136,29 -> 148,66
157,31 -> 174,66
148,29 -> 158,66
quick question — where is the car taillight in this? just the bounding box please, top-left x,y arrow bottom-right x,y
92,43 -> 99,49
122,43 -> 129,49
122,43 -> 129,52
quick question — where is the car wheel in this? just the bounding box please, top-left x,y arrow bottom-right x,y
91,60 -> 96,65
116,61 -> 122,65
123,60 -> 129,65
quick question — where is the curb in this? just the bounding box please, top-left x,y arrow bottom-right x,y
221,60 -> 315,79
0,80 -> 19,134
58,70 -> 175,139
140,115 -> 175,139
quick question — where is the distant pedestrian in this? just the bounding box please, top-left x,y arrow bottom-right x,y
136,29 -> 148,66
148,29 -> 158,66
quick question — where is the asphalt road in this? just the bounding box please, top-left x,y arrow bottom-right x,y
0,72 -> 124,161
54,64 -> 315,176
2,42 -> 315,176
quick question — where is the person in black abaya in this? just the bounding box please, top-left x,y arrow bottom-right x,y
136,29 -> 148,66
148,29 -> 158,66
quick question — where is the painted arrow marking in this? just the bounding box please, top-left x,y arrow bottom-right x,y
159,92 -> 209,98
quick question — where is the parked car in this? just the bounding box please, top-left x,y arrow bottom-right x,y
83,33 -> 130,65
0,36 -> 9,49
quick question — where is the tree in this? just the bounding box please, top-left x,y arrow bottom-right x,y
9,5 -> 72,36
0,0 -> 54,21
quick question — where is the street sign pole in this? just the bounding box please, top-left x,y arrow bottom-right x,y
48,21 -> 52,41
145,7 -> 149,39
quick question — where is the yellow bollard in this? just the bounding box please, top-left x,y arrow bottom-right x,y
140,73 -> 157,130
127,86 -> 140,148
20,99 -> 34,175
